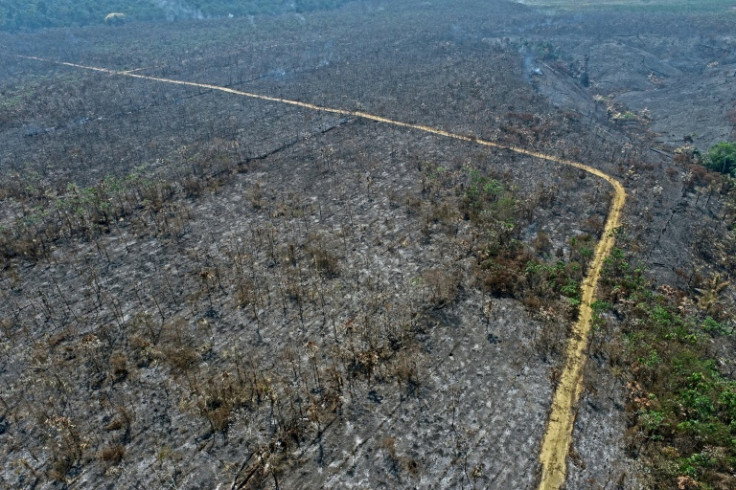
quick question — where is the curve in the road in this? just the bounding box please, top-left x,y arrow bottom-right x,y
22,55 -> 626,490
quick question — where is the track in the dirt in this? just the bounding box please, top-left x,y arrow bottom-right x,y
22,55 -> 627,490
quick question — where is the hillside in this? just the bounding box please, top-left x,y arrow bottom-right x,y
0,0 -> 360,31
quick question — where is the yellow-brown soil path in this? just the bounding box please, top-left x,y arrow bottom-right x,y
23,55 -> 627,489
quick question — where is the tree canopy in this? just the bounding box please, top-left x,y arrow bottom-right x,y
704,141 -> 736,176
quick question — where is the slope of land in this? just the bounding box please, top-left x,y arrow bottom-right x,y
0,0 -> 362,31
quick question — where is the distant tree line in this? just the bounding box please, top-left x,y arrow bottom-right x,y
0,0 -> 362,31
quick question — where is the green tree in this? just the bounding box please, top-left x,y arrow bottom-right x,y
704,141 -> 736,175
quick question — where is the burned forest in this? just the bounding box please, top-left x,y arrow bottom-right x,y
1,1 -> 736,488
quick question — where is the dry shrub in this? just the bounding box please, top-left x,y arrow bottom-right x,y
180,175 -> 206,198
583,215 -> 604,236
247,181 -> 265,209
49,457 -> 74,482
393,352 -> 420,397
674,152 -> 693,166
685,163 -> 714,189
48,332 -> 67,348
349,349 -> 380,381
202,403 -> 231,432
422,269 -> 459,307
109,351 -> 128,380
103,415 -> 128,432
380,436 -> 397,458
307,244 -> 341,278
235,279 -> 257,308
522,294 -> 542,311
379,435 -> 420,477
45,416 -> 84,481
97,444 -> 125,464
195,371 -> 262,433
426,201 -> 458,228
475,251 -> 530,298
0,317 -> 15,340
158,317 -> 199,371
534,318 -> 568,362
110,406 -> 133,433
129,333 -> 151,351
162,346 -> 199,372
477,263 -> 517,296
129,334 -> 154,368
405,195 -> 422,216
284,277 -> 302,302
533,232 -> 551,255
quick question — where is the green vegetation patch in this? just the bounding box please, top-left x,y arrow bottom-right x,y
703,141 -> 736,177
600,248 -> 736,488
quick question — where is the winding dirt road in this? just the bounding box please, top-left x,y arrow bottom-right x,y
23,55 -> 626,489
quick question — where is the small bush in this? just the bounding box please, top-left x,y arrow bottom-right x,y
97,444 -> 125,465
